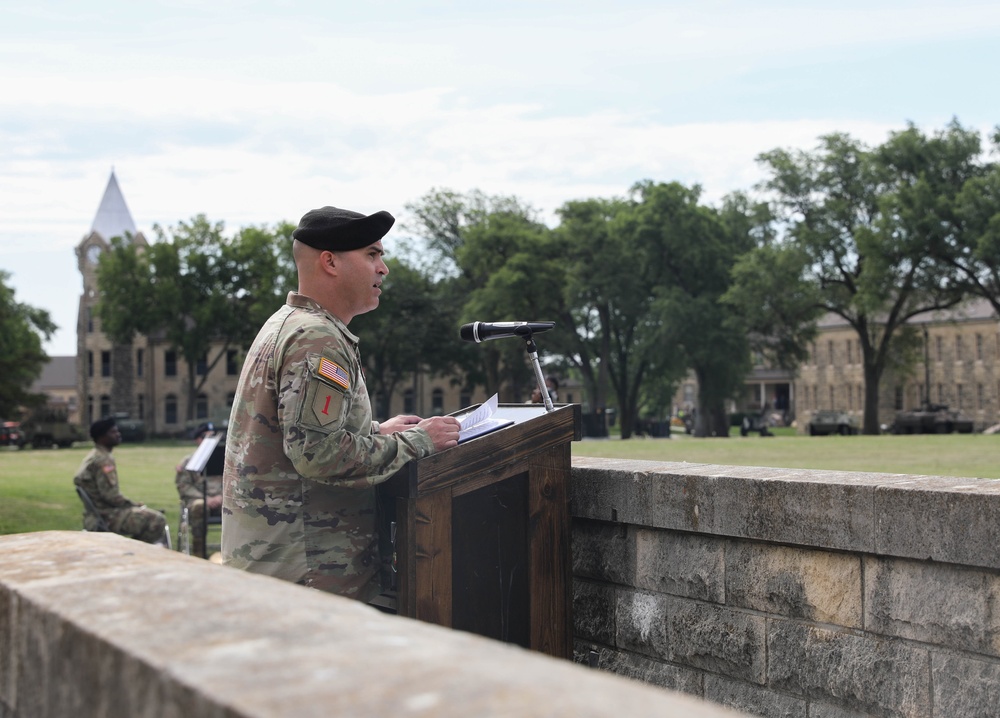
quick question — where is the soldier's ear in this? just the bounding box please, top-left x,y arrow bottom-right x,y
318,250 -> 339,277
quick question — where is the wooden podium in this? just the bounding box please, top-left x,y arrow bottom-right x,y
378,403 -> 581,659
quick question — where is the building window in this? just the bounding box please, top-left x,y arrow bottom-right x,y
165,394 -> 178,424
86,307 -> 94,333
101,351 -> 111,378
227,350 -> 239,376
403,389 -> 415,414
894,386 -> 903,410
226,392 -> 236,410
956,384 -> 964,409
460,392 -> 471,408
196,353 -> 208,376
936,336 -> 943,362
87,395 -> 94,424
136,349 -> 144,378
432,388 -> 444,415
846,339 -> 852,365
857,385 -> 863,410
955,336 -> 963,361
196,393 -> 208,419
828,341 -> 834,366
976,334 -> 983,361
137,394 -> 145,420
165,350 -> 177,377
100,395 -> 111,417
87,351 -> 94,378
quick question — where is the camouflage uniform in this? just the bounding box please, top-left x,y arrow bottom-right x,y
74,446 -> 167,543
223,292 -> 434,602
176,453 -> 223,556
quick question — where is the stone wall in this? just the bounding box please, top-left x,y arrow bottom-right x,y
0,530 -> 747,718
570,457 -> 1000,718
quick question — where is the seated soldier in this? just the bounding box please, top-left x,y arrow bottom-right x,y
74,417 -> 167,545
175,422 -> 223,558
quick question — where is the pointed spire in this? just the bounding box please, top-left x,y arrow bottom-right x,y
90,170 -> 138,241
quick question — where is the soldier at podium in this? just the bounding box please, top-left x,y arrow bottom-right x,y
222,205 -> 460,604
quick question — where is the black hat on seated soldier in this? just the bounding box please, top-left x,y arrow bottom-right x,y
89,417 -> 117,441
291,206 -> 395,251
194,422 -> 214,440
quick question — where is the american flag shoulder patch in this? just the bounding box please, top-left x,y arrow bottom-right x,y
318,357 -> 350,390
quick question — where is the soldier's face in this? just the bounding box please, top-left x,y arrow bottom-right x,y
336,242 -> 388,318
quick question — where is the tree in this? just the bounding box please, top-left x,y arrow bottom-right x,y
97,217 -> 296,422
405,189 -> 559,401
350,257 -> 459,417
628,181 -> 753,438
0,271 -> 56,418
757,122 -> 977,433
948,127 -> 1000,316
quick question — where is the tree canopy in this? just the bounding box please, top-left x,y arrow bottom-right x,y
0,271 -> 56,418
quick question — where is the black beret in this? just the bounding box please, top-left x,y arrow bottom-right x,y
90,417 -> 117,441
291,206 -> 395,251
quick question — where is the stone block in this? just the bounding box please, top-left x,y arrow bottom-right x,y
665,597 -> 767,685
704,674 -> 807,718
807,702 -> 877,718
579,644 -> 704,696
726,543 -> 862,628
634,528 -> 725,603
572,518 -> 633,585
931,651 -> 1000,717
767,620 -> 930,717
874,476 -> 1000,571
571,458 -> 666,525
573,578 -> 617,645
865,556 -> 1000,657
615,588 -> 670,660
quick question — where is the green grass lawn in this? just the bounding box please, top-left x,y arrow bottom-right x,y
1,432 -> 996,537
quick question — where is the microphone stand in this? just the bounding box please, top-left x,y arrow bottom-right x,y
522,332 -> 554,413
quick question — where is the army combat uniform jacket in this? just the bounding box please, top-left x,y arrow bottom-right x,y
222,292 -> 435,602
73,446 -> 166,543
175,453 -> 223,503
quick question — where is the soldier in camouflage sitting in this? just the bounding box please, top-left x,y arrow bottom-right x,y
74,416 -> 167,545
223,205 -> 462,603
175,422 -> 223,558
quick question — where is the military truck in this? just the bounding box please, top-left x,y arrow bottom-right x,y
24,420 -> 87,448
112,412 -> 147,442
891,403 -> 974,434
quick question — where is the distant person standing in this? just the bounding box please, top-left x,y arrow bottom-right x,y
223,205 -> 461,603
175,422 -> 223,558
74,417 -> 167,544
545,375 -> 560,404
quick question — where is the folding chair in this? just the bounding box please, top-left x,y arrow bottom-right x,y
75,484 -> 111,532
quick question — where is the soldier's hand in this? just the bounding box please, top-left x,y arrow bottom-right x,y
380,415 -> 423,434
418,416 -> 462,451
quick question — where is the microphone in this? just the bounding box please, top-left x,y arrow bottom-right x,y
460,321 -> 555,343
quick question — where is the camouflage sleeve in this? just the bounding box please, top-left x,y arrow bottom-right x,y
175,455 -> 203,502
280,348 -> 434,487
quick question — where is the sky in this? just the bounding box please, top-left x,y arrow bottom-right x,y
2,0 -> 999,356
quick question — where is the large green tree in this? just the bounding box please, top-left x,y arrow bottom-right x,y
350,257 -> 459,417
757,122 -> 977,433
947,128 -> 1000,315
97,217 -> 296,421
0,271 -> 56,418
405,189 -> 561,401
628,181 -> 752,438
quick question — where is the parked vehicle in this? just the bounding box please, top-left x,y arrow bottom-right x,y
23,420 -> 87,448
891,404 -> 974,434
112,412 -> 147,442
808,410 -> 859,436
0,421 -> 26,448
